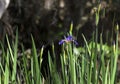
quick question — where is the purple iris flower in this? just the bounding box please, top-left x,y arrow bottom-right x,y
59,35 -> 78,45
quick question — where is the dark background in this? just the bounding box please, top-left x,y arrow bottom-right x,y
1,0 -> 120,48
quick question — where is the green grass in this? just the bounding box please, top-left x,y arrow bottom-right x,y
0,3 -> 120,84
0,26 -> 119,84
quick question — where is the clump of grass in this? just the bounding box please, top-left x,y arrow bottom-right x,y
0,31 -> 43,84
46,3 -> 120,84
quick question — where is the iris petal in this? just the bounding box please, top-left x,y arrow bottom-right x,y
59,40 -> 65,45
59,35 -> 78,45
73,40 -> 78,45
66,36 -> 73,41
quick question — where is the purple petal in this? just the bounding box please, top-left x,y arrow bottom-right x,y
66,36 -> 73,41
73,40 -> 78,45
59,35 -> 78,45
59,40 -> 65,45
